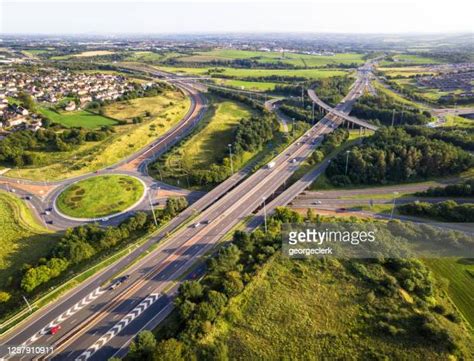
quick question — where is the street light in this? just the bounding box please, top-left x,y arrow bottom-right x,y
262,197 -> 267,233
344,150 -> 350,176
390,191 -> 399,220
228,144 -> 234,175
148,186 -> 159,228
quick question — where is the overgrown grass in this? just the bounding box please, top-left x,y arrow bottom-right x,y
0,191 -> 57,289
209,255 -> 473,359
6,91 -> 190,180
153,97 -> 256,188
425,258 -> 474,329
440,115 -> 474,128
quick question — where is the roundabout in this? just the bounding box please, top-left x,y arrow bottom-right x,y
55,174 -> 146,220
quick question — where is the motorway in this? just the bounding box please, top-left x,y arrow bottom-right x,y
0,63 -> 372,361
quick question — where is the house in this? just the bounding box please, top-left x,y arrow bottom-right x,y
65,101 -> 76,111
28,119 -> 42,131
12,105 -> 29,116
5,116 -> 27,127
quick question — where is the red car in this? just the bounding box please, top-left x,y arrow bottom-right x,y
50,325 -> 61,335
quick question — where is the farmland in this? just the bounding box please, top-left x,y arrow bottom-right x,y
0,191 -> 56,290
157,65 -> 349,79
212,79 -> 278,91
56,175 -> 144,218
175,49 -> 365,67
51,50 -> 115,59
380,54 -> 443,66
125,51 -> 186,63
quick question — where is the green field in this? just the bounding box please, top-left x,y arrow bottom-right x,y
51,50 -> 115,60
39,108 -> 117,129
425,258 -> 474,328
7,91 -> 190,181
167,98 -> 255,170
158,66 -> 349,79
56,175 -> 144,218
440,115 -> 474,128
378,66 -> 438,78
380,54 -> 443,66
0,191 -> 56,290
373,81 -> 428,109
210,255 -> 473,359
125,51 -> 186,63
176,49 -> 365,67
213,79 -> 278,91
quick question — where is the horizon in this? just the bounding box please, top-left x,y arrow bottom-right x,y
1,0 -> 473,35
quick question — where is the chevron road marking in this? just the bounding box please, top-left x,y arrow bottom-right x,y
75,293 -> 161,361
18,288 -> 106,348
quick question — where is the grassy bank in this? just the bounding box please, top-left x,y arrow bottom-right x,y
0,191 -> 57,290
6,91 -> 190,180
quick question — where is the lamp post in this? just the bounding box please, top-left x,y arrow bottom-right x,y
262,197 -> 267,233
148,186 -> 159,228
344,150 -> 350,176
228,144 -> 234,175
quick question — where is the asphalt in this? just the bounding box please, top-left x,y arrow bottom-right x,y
0,83 -> 208,231
0,63 -> 376,361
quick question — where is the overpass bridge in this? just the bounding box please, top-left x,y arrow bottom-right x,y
307,88 -> 379,131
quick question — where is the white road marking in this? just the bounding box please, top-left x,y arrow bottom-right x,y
14,288 -> 106,353
75,293 -> 161,361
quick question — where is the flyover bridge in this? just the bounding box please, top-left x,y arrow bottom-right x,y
307,89 -> 379,131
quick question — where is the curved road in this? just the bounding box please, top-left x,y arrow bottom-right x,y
0,82 -> 208,230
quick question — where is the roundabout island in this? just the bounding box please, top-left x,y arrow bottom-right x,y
55,174 -> 146,220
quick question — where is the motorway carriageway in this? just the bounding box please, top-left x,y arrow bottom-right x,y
1,68 -> 368,361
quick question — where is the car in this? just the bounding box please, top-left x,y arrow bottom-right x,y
44,210 -> 51,215
193,222 -> 201,228
336,207 -> 347,212
203,219 -> 211,225
101,217 -> 109,222
118,275 -> 130,283
312,201 -> 322,205
25,196 -> 32,200
50,325 -> 61,335
46,220 -> 54,225
110,274 -> 130,290
290,158 -> 297,163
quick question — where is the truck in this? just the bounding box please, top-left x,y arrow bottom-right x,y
267,161 -> 276,169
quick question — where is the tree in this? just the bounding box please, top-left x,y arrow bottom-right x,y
18,91 -> 37,112
153,339 -> 185,361
0,291 -> 11,303
128,331 -> 156,361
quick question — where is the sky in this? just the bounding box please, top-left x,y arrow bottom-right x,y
1,0 -> 473,35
